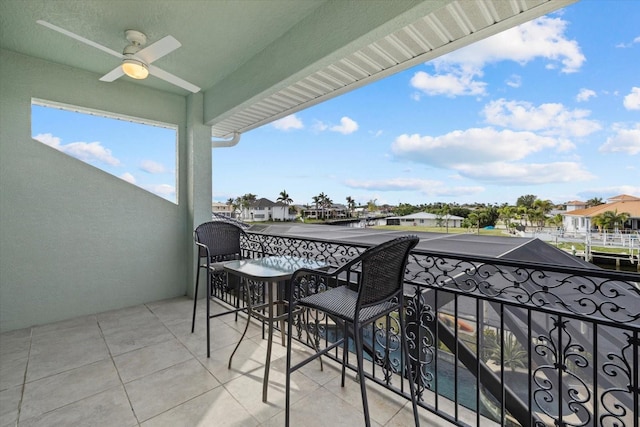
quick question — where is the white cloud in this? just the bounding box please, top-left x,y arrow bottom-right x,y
437,16 -> 585,74
312,120 -> 329,132
410,70 -> 486,97
390,127 -> 596,185
411,16 -> 585,98
344,177 -> 484,197
576,88 -> 596,102
330,117 -> 359,135
599,123 -> 640,155
33,133 -> 61,147
392,128 -> 562,166
506,74 -> 522,88
272,114 -> 304,131
616,36 -> 640,48
147,184 -> 175,197
579,186 -> 640,199
482,99 -> 601,138
623,87 -> 640,110
120,172 -> 136,184
456,162 -> 594,184
140,159 -> 166,174
33,133 -> 120,166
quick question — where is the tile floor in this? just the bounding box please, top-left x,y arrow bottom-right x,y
0,296 -> 451,427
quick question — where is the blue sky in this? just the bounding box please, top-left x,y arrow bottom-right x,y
32,105 -> 178,203
213,0 -> 640,207
31,1 -> 639,208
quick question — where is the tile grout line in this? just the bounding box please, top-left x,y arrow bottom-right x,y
96,316 -> 143,427
157,298 -> 265,424
139,299 -> 241,424
15,327 -> 33,426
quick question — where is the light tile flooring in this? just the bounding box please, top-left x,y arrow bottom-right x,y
0,296 -> 449,427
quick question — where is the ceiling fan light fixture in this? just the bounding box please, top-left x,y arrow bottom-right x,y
122,58 -> 149,79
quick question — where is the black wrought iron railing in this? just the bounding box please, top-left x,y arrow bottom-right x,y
226,231 -> 640,427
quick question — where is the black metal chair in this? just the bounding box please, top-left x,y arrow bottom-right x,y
191,220 -> 264,357
285,235 -> 421,427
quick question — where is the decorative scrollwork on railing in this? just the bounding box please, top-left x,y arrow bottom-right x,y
600,332 -> 636,427
256,234 -> 364,266
289,274 -> 329,350
405,285 -> 436,398
371,314 -> 402,384
407,252 -> 640,327
533,316 -> 593,427
234,231 -> 639,426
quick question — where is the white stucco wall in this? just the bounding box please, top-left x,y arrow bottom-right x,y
0,49 -> 210,332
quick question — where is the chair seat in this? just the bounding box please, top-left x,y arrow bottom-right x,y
300,286 -> 396,324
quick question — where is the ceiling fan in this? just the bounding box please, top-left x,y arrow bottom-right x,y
36,20 -> 200,93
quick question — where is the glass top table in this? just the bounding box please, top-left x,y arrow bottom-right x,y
223,255 -> 328,402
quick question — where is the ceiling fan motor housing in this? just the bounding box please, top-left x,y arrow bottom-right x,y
125,30 -> 147,47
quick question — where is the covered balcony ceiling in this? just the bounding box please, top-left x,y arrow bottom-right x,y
1,0 -> 576,138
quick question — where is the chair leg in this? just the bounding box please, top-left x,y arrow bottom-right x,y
191,263 -> 201,333
285,303 -> 295,427
354,322 -> 372,427
228,278 -> 253,368
341,321 -> 348,387
206,272 -> 211,358
400,310 -> 420,426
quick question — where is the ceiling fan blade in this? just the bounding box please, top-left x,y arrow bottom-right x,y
135,36 -> 181,64
149,65 -> 200,93
36,20 -> 123,59
99,66 -> 125,82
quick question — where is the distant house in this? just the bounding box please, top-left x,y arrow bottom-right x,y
302,204 -> 348,220
565,200 -> 587,212
386,212 -> 464,228
241,198 -> 296,222
212,202 -> 234,218
562,194 -> 640,233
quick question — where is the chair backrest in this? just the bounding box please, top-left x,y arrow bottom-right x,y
194,221 -> 246,261
356,235 -> 419,309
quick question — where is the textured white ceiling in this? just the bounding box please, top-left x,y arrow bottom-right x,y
0,0 -> 577,138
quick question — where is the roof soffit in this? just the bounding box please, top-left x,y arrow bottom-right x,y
206,0 -> 578,137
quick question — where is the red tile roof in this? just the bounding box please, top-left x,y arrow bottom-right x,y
563,194 -> 640,218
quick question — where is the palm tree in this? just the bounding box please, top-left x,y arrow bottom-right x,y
438,204 -> 451,233
531,199 -> 553,230
586,197 -> 604,208
465,211 -> 487,234
226,197 -> 239,218
516,205 -> 529,229
237,193 -> 257,220
600,209 -> 630,232
277,190 -> 294,219
591,213 -> 606,233
277,190 -> 292,205
550,214 -> 564,229
322,195 -> 333,219
498,205 -> 517,233
346,196 -> 355,218
317,192 -> 328,219
367,198 -> 377,213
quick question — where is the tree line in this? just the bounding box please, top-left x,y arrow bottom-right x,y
223,192 -> 630,231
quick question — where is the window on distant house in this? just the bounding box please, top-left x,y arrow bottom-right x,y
31,99 -> 178,203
